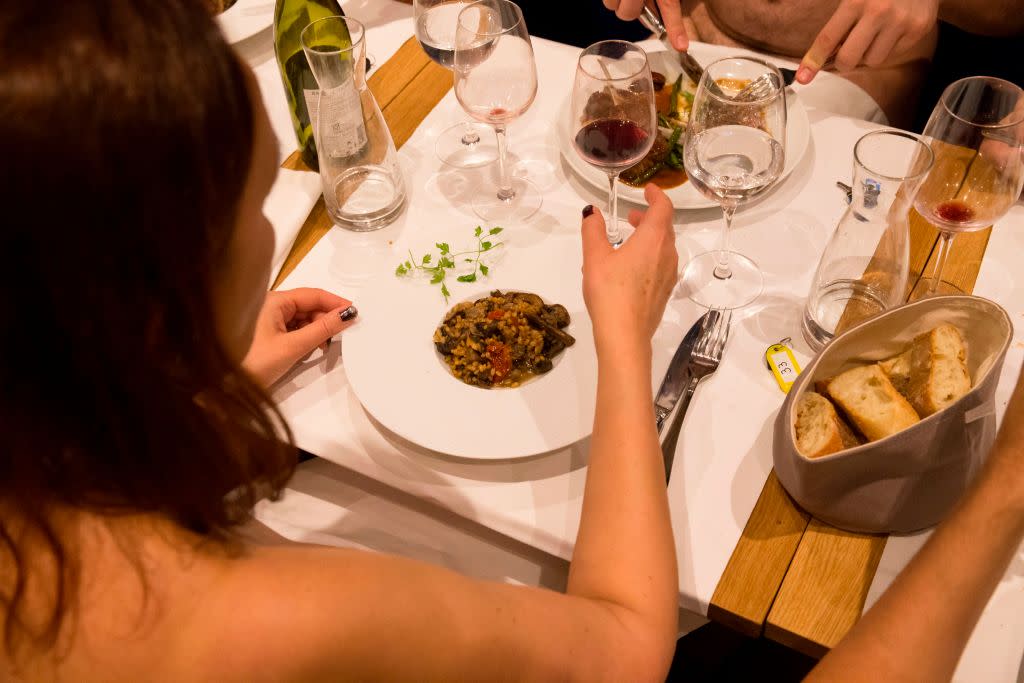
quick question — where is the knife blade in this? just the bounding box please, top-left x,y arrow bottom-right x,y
653,311 -> 708,433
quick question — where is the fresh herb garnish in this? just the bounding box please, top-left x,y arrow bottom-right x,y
395,226 -> 504,302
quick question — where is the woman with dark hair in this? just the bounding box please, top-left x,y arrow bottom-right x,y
1,0 -> 684,679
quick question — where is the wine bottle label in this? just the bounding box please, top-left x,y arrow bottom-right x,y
305,85 -> 367,159
304,88 -> 320,127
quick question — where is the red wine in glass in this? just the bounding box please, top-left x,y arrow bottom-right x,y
933,200 -> 975,224
574,118 -> 651,168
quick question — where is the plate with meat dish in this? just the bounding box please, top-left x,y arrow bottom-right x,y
215,0 -> 274,45
344,276 -> 598,460
560,46 -> 811,209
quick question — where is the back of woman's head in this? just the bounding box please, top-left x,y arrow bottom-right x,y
0,0 -> 294,654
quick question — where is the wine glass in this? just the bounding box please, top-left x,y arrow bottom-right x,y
453,0 -> 541,223
570,41 -> 656,246
681,57 -> 787,310
414,0 -> 498,168
910,76 -> 1024,299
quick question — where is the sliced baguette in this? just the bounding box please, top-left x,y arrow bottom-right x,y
795,392 -> 864,458
878,348 -> 912,396
822,365 -> 920,441
899,324 -> 971,417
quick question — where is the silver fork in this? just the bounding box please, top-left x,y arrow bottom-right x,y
660,308 -> 733,483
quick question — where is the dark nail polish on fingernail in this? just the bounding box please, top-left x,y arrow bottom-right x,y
582,205 -> 594,218
339,305 -> 358,322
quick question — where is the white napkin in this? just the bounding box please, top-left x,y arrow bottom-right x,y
264,168 -> 323,288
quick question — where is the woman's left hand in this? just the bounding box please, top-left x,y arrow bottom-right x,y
242,287 -> 357,387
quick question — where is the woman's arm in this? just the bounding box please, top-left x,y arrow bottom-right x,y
808,369 -> 1024,682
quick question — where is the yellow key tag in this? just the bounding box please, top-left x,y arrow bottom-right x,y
766,338 -> 801,393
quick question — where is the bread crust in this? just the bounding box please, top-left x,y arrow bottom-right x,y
795,391 -> 863,458
822,365 -> 920,442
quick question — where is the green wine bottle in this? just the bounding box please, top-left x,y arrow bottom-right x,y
273,0 -> 346,171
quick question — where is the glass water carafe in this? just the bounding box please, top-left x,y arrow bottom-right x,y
301,16 -> 406,230
803,130 -> 934,350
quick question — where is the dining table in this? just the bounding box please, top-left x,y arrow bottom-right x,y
233,2 -> 1024,679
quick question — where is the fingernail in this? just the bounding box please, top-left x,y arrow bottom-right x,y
582,205 -> 594,218
674,36 -> 687,51
796,66 -> 812,83
339,305 -> 358,322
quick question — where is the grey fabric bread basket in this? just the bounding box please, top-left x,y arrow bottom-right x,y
774,295 -> 1012,533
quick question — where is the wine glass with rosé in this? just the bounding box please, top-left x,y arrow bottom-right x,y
453,0 -> 541,222
911,76 -> 1024,299
570,40 -> 656,246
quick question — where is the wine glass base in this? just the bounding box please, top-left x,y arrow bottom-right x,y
471,176 -> 542,223
680,251 -> 764,310
436,122 -> 498,169
907,277 -> 967,301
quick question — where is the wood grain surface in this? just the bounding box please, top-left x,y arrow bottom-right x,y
272,35 -> 451,288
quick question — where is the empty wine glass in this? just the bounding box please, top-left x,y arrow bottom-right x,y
910,76 -> 1024,299
453,0 -> 541,223
414,0 -> 498,168
570,41 -> 656,246
681,57 -> 787,310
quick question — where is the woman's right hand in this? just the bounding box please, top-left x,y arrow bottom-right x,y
581,183 -> 679,355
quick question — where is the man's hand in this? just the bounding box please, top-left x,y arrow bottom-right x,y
604,0 -> 689,51
797,0 -> 938,84
242,288 -> 357,387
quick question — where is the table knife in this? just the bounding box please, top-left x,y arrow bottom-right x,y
654,312 -> 705,433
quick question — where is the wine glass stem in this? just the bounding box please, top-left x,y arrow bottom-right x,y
606,172 -> 621,246
494,124 -> 514,202
715,201 -> 738,280
928,230 -> 956,295
461,122 -> 480,146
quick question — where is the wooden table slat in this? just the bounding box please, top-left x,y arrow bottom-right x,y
708,471 -> 811,637
765,520 -> 887,658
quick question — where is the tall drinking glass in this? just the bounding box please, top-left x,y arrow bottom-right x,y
414,0 -> 498,168
803,130 -> 933,350
681,57 -> 787,310
453,0 -> 541,223
570,41 -> 656,246
302,16 -> 406,230
911,76 -> 1024,299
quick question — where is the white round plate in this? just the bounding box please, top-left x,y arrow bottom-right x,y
216,0 -> 274,45
344,274 -> 598,460
560,44 -> 811,209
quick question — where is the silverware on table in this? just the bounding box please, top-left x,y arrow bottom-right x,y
654,308 -> 733,482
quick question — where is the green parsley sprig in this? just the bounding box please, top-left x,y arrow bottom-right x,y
395,226 -> 504,302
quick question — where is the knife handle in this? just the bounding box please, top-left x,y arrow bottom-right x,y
660,375 -> 700,483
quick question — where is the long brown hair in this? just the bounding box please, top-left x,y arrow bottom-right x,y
0,0 -> 295,657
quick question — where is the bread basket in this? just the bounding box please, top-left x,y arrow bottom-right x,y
774,295 -> 1013,533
